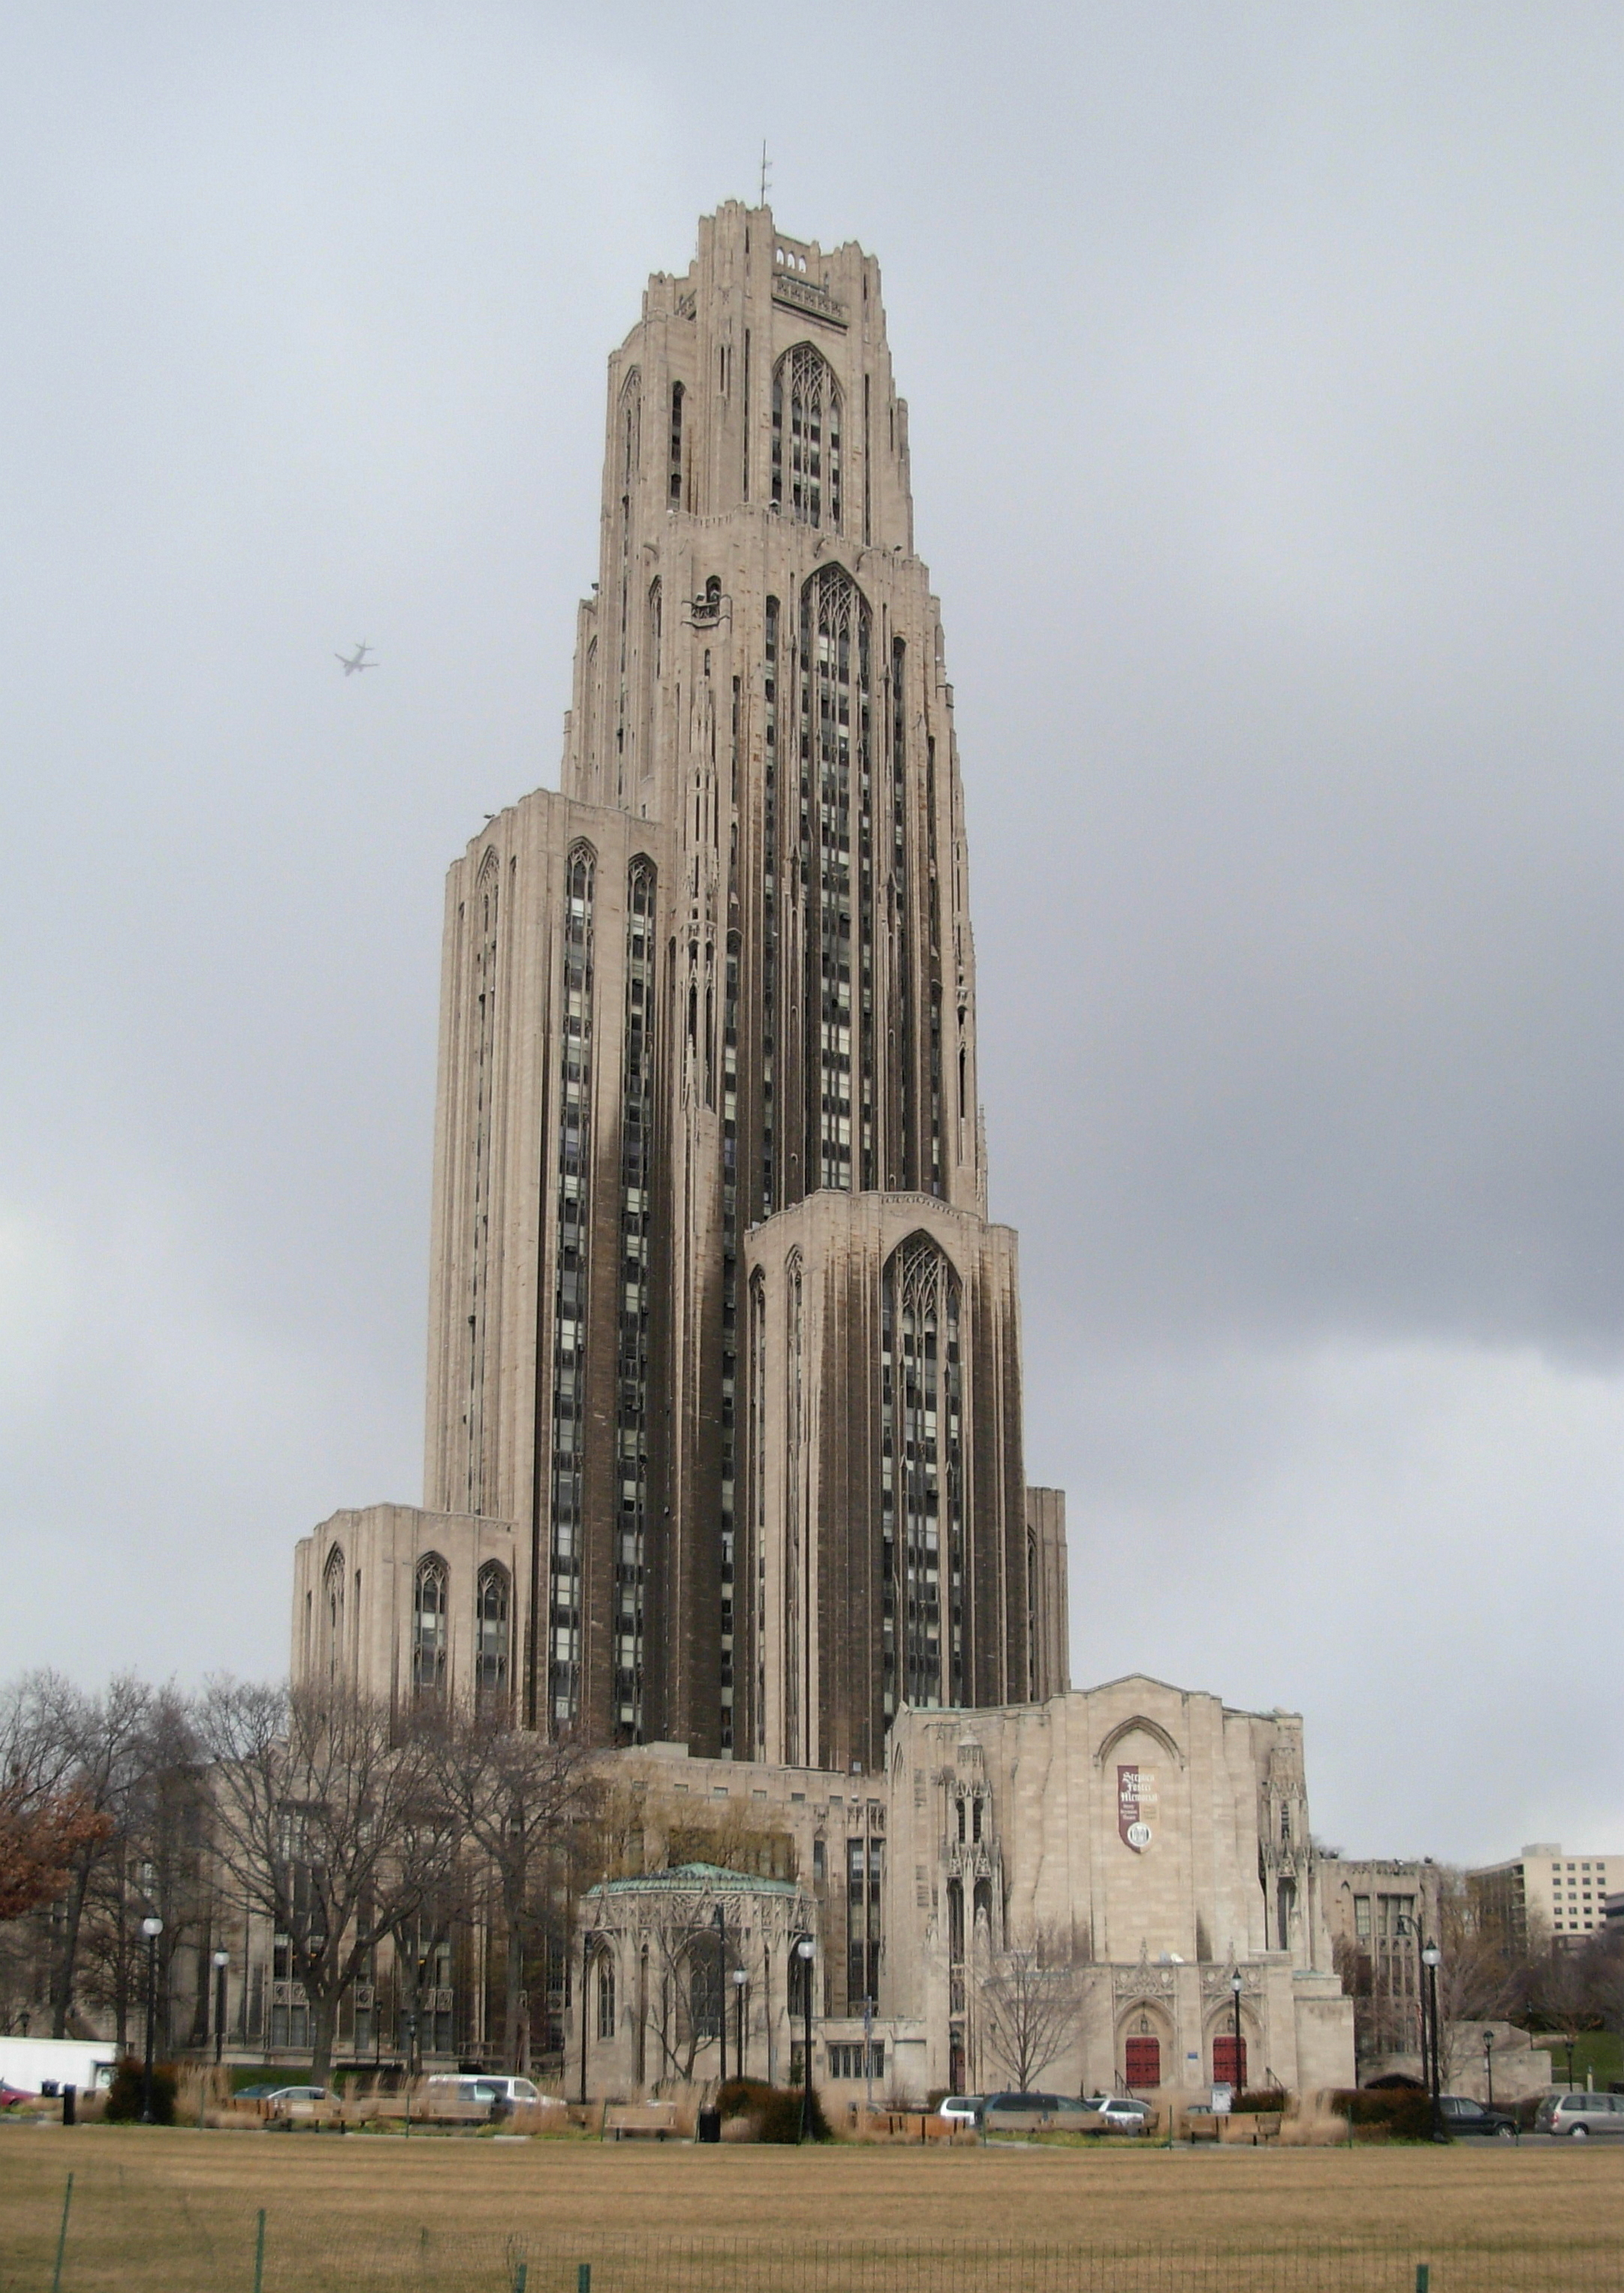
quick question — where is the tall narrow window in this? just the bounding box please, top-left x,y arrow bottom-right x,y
890,638 -> 911,1188
596,1951 -> 616,2041
614,858 -> 657,1741
323,1545 -> 345,1680
761,597 -> 780,1214
616,373 -> 639,798
466,851 -> 500,1511
798,565 -> 872,1192
785,1250 -> 805,1767
475,1561 -> 511,1704
880,1234 -> 963,1714
719,931 -> 740,1751
413,1555 -> 448,1698
669,383 -> 684,505
772,345 -> 840,529
749,1269 -> 768,1758
549,844 -> 596,1728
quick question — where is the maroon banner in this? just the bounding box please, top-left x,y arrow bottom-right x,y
1117,1763 -> 1156,1853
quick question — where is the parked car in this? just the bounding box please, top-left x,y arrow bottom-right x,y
936,2094 -> 984,2126
1534,2091 -> 1624,2138
263,2084 -> 329,2116
1439,2095 -> 1517,2140
1093,2096 -> 1153,2134
0,2083 -> 35,2108
472,2076 -> 541,2107
983,2091 -> 1088,2131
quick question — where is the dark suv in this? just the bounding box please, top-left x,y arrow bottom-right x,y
1439,2094 -> 1517,2140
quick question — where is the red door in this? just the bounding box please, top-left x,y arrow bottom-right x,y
1124,2035 -> 1161,2090
1213,2034 -> 1246,2087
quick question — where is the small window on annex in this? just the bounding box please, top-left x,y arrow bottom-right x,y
413,1554 -> 448,1698
475,1561 -> 511,1702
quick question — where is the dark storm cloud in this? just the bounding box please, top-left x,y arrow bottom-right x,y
2,2 -> 1620,1859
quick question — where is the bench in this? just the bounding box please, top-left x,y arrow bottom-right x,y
602,2100 -> 682,2141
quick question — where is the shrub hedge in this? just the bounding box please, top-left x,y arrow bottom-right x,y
104,2058 -> 177,2125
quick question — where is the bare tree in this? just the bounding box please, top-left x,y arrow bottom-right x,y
41,1675 -> 153,2038
977,1927 -> 1085,2093
1433,1871 -> 1523,2086
197,1679 -> 455,2083
426,1710 -> 595,2072
1527,1943 -> 1599,2088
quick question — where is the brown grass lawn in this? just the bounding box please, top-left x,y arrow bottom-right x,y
2,2125 -> 1622,2293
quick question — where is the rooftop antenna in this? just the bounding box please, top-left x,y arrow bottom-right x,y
759,140 -> 771,209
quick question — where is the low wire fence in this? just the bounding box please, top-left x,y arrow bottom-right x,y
15,2184 -> 1624,2293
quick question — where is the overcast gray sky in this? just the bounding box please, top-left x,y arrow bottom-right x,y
3,2 -> 1622,1865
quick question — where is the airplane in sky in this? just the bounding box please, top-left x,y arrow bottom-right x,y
336,641 -> 378,675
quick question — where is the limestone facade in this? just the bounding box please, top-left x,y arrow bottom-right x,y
291,1504 -> 520,1709
562,1677 -> 1353,2103
409,201 -> 1054,1760
288,209 -> 1352,2103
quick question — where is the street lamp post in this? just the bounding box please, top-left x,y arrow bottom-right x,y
1421,1943 -> 1443,2140
712,1902 -> 728,2080
796,1936 -> 815,2144
579,1927 -> 595,2108
1230,1971 -> 1244,2093
140,1916 -> 164,2124
732,1967 -> 748,2084
212,1951 -> 230,2068
1483,2028 -> 1495,2111
1397,1913 -> 1428,2091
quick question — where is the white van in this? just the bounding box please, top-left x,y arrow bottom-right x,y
0,2038 -> 116,2096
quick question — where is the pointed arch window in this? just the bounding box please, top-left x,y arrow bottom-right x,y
614,857 -> 657,1741
413,1554 -> 449,1698
550,842 -> 597,1728
772,345 -> 841,529
323,1546 -> 345,1680
475,1561 -> 511,1703
880,1234 -> 963,1715
798,565 -> 874,1192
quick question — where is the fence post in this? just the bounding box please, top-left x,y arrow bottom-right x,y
1415,2267 -> 1430,2293
51,2171 -> 74,2293
577,2265 -> 592,2293
513,2265 -> 527,2293
253,2208 -> 267,2293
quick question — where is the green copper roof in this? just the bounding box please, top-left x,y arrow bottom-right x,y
587,1860 -> 803,1899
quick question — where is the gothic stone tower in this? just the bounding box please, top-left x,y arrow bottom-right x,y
422,204 -> 1067,1762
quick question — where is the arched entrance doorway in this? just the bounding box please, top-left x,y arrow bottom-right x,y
1116,2002 -> 1173,2093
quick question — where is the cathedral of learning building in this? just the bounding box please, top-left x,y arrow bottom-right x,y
292,203 -> 1354,2102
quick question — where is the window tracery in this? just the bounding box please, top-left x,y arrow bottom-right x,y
615,857 -> 657,1740
719,927 -> 740,1751
413,1554 -> 448,1699
465,850 -> 500,1511
785,1249 -> 805,1766
323,1545 -> 345,1680
880,1234 -> 963,1713
761,596 -> 780,1213
772,345 -> 840,529
798,565 -> 873,1192
475,1560 -> 511,1703
549,842 -> 596,1728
